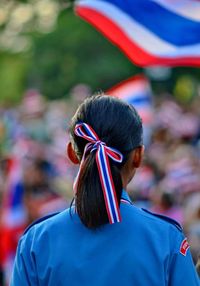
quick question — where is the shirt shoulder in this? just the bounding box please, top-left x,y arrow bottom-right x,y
122,201 -> 183,233
131,207 -> 187,256
22,209 -> 72,241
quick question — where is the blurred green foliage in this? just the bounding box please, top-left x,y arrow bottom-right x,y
0,6 -> 139,104
28,9 -> 139,100
0,53 -> 29,105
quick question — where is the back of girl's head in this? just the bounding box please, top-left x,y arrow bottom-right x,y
70,94 -> 143,229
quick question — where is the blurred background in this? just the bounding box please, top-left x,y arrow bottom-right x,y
0,0 -> 200,284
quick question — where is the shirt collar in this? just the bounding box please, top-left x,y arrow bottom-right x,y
121,189 -> 132,204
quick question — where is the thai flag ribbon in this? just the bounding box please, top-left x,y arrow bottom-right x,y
73,122 -> 123,224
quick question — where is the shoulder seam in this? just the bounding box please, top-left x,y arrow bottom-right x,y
141,208 -> 183,232
23,212 -> 60,235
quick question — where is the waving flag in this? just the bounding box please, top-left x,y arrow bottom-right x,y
107,75 -> 153,124
75,0 -> 200,66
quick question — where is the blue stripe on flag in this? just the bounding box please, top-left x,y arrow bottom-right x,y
103,0 -> 200,46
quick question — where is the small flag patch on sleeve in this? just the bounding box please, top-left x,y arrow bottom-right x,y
180,238 -> 190,256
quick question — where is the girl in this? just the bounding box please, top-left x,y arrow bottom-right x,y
11,95 -> 199,285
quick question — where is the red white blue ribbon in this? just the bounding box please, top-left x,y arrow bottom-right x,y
73,122 -> 123,224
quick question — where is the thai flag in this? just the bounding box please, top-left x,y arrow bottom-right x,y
75,0 -> 200,66
107,74 -> 153,125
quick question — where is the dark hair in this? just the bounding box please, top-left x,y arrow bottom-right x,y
70,94 -> 143,228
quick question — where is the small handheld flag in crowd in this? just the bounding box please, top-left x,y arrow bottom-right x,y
0,156 -> 26,284
107,74 -> 153,125
106,74 -> 153,146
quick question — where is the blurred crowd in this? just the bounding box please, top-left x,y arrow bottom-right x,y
0,86 -> 200,284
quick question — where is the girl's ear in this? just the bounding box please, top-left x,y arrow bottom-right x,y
67,142 -> 79,165
132,145 -> 145,168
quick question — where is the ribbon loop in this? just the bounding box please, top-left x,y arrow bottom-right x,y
73,122 -> 123,224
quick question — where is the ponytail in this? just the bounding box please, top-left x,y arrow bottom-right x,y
76,153 -> 123,229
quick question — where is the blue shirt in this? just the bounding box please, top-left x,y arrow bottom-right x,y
11,191 -> 199,286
